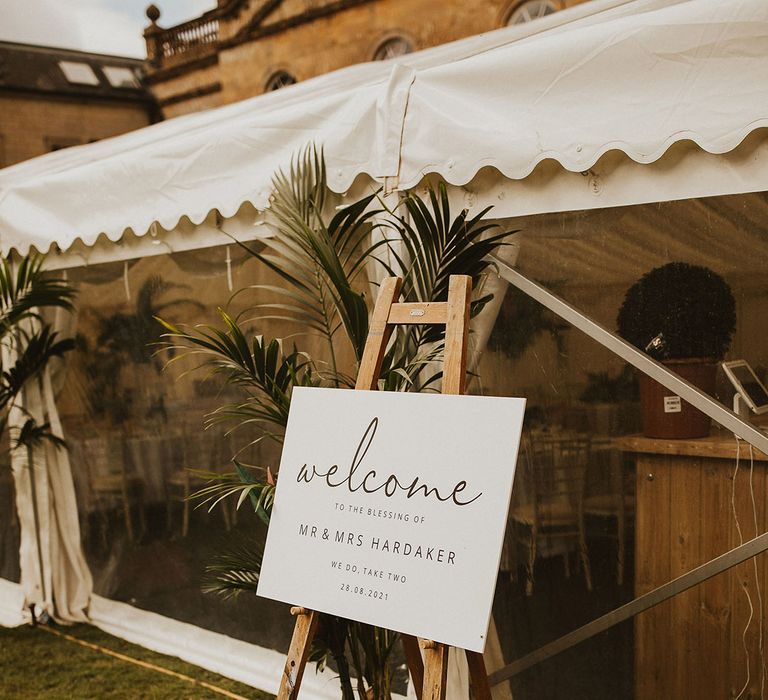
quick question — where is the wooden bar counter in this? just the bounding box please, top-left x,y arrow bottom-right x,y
616,432 -> 768,700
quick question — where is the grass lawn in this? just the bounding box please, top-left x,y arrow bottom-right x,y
0,623 -> 274,699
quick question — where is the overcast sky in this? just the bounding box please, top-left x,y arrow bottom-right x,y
0,0 -> 216,58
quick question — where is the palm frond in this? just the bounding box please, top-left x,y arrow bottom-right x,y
0,255 -> 76,339
160,314 -> 316,436
201,538 -> 263,600
393,182 -> 511,308
13,418 -> 66,451
189,460 -> 275,525
380,181 -> 514,387
243,146 -> 382,365
0,327 -> 74,410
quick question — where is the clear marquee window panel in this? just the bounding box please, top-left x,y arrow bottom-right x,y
483,190 -> 768,699
59,247 -> 293,649
39,189 -> 768,697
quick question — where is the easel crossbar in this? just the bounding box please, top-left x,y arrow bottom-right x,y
387,302 -> 448,325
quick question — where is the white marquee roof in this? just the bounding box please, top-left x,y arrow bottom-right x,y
0,0 -> 766,257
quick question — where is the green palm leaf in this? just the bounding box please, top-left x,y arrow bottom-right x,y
160,313 -> 316,438
13,418 -> 66,451
0,254 -> 75,339
380,181 -> 513,388
0,327 -> 74,409
244,146 -> 386,369
201,537 -> 263,600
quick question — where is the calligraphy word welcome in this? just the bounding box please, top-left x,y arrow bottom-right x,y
296,417 -> 482,507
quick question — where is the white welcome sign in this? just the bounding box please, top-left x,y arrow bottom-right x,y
257,387 -> 525,653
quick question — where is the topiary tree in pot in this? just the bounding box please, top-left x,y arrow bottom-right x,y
617,262 -> 736,439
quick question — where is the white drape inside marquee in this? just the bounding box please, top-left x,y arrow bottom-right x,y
8,316 -> 92,623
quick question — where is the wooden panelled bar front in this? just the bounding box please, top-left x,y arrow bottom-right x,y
618,433 -> 768,699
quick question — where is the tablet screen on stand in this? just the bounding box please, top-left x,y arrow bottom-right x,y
723,360 -> 768,416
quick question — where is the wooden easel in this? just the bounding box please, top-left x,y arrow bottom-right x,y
277,275 -> 492,700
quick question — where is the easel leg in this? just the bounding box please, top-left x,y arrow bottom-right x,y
402,634 -> 424,700
421,640 -> 449,700
277,608 -> 319,700
466,651 -> 492,700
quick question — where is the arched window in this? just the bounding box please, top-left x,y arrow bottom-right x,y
373,36 -> 413,61
505,0 -> 558,25
265,70 -> 297,92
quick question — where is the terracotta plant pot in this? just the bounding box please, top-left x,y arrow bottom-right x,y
639,359 -> 717,439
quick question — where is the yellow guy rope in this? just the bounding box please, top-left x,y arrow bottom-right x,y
39,625 -> 251,700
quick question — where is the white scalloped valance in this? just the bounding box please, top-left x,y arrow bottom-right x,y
0,0 -> 766,257
396,0 -> 768,187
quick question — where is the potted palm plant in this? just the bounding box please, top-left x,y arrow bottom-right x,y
161,146 -> 510,699
616,262 -> 736,439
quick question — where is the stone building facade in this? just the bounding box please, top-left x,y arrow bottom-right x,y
144,0 -> 583,118
0,42 -> 156,168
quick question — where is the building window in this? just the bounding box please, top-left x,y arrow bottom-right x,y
102,66 -> 141,89
505,0 -> 558,25
58,61 -> 100,86
265,70 -> 297,92
373,36 -> 413,61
